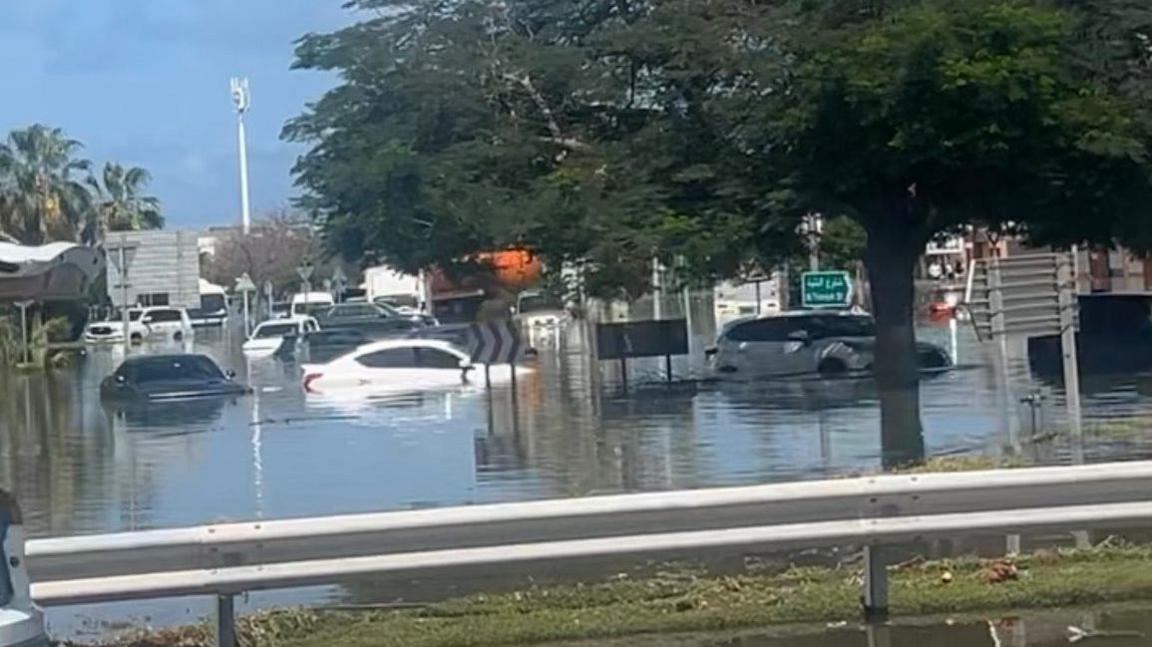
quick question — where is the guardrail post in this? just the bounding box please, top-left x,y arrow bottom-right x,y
215,594 -> 237,647
862,545 -> 889,621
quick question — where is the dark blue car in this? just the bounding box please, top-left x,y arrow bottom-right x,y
101,354 -> 248,402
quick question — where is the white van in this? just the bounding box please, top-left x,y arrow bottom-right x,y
140,307 -> 194,341
0,491 -> 47,647
290,292 -> 335,320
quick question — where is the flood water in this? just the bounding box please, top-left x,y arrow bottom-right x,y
5,311 -> 1152,642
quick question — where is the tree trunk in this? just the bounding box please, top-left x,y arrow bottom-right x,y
864,221 -> 925,470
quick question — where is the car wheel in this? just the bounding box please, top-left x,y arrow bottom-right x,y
130,333 -> 143,344
173,331 -> 184,342
818,358 -> 848,377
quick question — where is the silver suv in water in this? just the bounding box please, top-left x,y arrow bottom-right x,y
0,491 -> 46,647
707,310 -> 951,377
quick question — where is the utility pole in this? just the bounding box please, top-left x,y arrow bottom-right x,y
230,77 -> 252,236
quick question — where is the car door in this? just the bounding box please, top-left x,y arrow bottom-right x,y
721,317 -> 810,376
414,347 -> 470,386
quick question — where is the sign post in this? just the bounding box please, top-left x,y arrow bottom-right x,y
332,267 -> 348,303
263,281 -> 274,320
106,236 -> 139,355
235,273 -> 257,337
297,263 -> 314,314
14,300 -> 33,365
801,271 -> 853,309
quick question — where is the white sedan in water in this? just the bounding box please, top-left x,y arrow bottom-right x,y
302,339 -> 519,394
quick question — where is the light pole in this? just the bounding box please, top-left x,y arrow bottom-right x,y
230,77 -> 252,236
14,300 -> 33,365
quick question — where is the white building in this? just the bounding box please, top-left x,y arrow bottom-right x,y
105,231 -> 200,309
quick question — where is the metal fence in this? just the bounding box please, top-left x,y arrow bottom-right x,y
26,460 -> 1152,646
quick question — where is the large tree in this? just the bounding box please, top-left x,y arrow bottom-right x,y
84,162 -> 164,244
0,125 -> 93,245
203,210 -> 355,298
289,0 -> 1152,466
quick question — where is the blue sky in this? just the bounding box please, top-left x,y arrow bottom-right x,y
0,0 -> 351,230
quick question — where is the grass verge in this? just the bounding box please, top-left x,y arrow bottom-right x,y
95,543 -> 1152,647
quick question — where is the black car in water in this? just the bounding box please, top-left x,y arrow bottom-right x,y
314,302 -> 427,338
100,354 -> 248,402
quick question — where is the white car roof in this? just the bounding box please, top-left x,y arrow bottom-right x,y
348,338 -> 467,358
291,292 -> 334,304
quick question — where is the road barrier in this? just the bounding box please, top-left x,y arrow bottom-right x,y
25,460 -> 1152,646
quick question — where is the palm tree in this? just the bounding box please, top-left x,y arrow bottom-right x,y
85,162 -> 164,244
0,125 -> 93,245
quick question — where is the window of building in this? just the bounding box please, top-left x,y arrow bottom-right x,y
139,293 -> 170,307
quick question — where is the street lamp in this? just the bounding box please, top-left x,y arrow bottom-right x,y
230,77 -> 252,236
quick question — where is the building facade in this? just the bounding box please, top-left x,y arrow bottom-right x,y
105,231 -> 200,309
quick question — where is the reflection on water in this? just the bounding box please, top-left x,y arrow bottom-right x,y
10,320 -> 1152,636
6,323 -> 1152,539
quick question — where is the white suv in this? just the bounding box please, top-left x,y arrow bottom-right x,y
0,491 -> 47,647
83,309 -> 151,345
139,307 -> 194,342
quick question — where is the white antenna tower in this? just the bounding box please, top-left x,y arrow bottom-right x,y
231,77 -> 252,235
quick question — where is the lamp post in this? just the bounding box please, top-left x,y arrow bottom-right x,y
230,77 -> 252,236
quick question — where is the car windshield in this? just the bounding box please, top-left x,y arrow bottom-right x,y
295,303 -> 332,317
123,356 -> 224,383
376,295 -> 418,308
371,302 -> 400,317
255,323 -> 298,339
201,294 -> 226,312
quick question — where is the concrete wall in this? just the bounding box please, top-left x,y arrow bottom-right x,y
105,231 -> 200,309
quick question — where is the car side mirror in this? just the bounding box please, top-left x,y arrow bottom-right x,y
140,316 -> 152,325
225,369 -> 237,380
704,347 -> 718,358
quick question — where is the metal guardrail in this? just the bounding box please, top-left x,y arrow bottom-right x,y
25,461 -> 1152,647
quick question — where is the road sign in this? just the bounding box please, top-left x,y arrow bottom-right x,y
466,320 -> 524,365
802,271 -> 853,309
964,252 -> 1081,438
595,320 -> 689,361
235,273 -> 256,293
966,254 -> 1077,339
296,263 -> 314,282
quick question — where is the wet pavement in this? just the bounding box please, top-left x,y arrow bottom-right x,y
6,310 -> 1152,641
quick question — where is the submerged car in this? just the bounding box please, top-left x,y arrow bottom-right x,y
138,307 -> 194,342
302,339 -> 495,394
300,328 -> 372,364
101,354 -> 248,402
243,318 -> 320,358
83,308 -> 149,345
0,491 -> 47,647
707,311 -> 951,377
315,302 -> 431,337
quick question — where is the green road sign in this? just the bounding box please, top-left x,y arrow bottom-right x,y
802,271 -> 853,309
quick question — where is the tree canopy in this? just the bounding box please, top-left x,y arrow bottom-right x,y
0,124 -> 163,246
289,0 -> 1152,465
